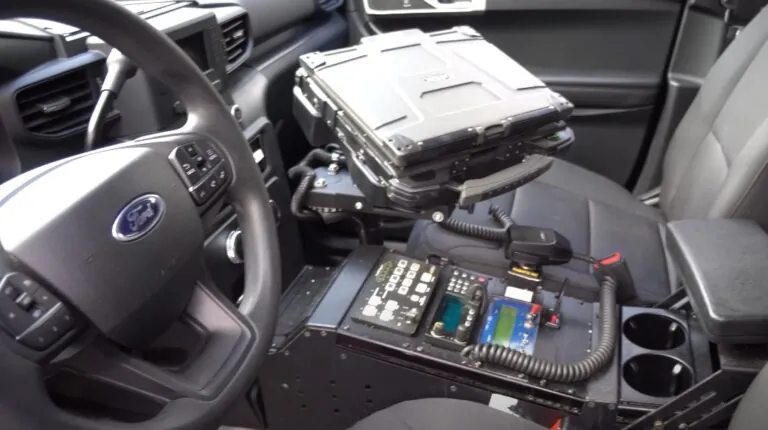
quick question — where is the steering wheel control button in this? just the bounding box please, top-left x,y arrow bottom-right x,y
2,284 -> 19,301
14,293 -> 34,311
0,300 -> 34,336
17,305 -> 76,351
6,273 -> 40,295
192,183 -> 212,205
204,147 -> 221,165
212,165 -> 228,183
171,148 -> 203,186
183,143 -> 200,158
49,307 -> 76,332
20,323 -> 58,351
32,289 -> 58,312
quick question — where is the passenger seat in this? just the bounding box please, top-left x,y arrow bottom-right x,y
408,5 -> 768,304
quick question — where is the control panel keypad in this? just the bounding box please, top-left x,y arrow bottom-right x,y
352,253 -> 439,335
446,269 -> 488,297
0,273 -> 79,351
170,141 -> 230,206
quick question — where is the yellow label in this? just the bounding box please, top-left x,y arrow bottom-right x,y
510,266 -> 541,280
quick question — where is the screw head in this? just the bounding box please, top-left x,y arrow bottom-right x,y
432,211 -> 445,223
416,346 -> 424,352
449,385 -> 457,392
340,353 -> 347,360
281,383 -> 289,389
328,163 -> 340,174
354,202 -> 364,210
314,178 -> 327,188
304,331 -> 311,338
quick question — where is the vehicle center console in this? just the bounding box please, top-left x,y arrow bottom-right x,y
258,242 -> 768,430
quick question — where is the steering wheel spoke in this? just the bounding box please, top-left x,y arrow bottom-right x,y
54,281 -> 256,404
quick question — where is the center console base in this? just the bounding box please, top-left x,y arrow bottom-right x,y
259,246 -> 763,430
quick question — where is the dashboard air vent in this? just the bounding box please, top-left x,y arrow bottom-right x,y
221,15 -> 249,70
16,68 -> 97,136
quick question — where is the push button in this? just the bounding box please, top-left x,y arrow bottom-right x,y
192,183 -> 212,205
183,144 -> 200,158
30,307 -> 45,321
193,154 -> 206,167
0,298 -> 35,336
1,283 -> 19,300
6,273 -> 40,295
203,146 -> 221,165
14,293 -> 34,311
49,306 -> 76,332
32,289 -> 58,312
211,165 -> 228,183
19,323 -> 58,351
205,175 -> 223,193
172,149 -> 202,185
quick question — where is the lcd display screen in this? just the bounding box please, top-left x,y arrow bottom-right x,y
492,305 -> 517,346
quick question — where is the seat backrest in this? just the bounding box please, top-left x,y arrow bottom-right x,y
660,6 -> 768,228
728,363 -> 768,430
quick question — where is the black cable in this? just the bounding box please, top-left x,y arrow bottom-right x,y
572,253 -> 597,264
437,204 -> 511,242
85,92 -> 117,152
291,172 -> 322,221
288,148 -> 348,222
461,273 -> 617,383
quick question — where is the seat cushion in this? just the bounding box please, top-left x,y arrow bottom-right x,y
408,160 -> 672,303
348,398 -> 545,430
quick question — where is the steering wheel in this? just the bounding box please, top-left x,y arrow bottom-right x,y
0,1 -> 280,429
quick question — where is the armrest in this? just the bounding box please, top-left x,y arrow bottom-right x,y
666,219 -> 768,344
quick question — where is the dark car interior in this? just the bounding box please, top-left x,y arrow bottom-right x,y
3,0 -> 768,429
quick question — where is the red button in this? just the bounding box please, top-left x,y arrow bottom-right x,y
600,252 -> 622,266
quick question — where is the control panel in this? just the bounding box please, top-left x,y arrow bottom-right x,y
425,268 -> 488,350
0,273 -> 78,350
479,297 -> 541,355
350,253 -> 439,335
169,140 -> 230,206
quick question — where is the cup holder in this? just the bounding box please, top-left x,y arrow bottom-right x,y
624,313 -> 686,350
623,354 -> 693,398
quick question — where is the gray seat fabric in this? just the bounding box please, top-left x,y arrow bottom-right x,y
352,363 -> 768,430
348,398 -> 545,430
408,5 -> 768,303
408,160 -> 671,303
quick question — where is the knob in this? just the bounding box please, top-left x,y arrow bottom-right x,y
432,321 -> 446,337
230,104 -> 243,127
225,229 -> 243,264
455,323 -> 471,343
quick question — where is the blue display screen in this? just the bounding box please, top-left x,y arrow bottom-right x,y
439,295 -> 464,334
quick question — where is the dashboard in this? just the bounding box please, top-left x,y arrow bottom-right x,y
0,0 -> 252,182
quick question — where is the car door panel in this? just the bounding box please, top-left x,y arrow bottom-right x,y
349,0 -> 684,186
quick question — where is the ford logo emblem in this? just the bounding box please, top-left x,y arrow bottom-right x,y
111,194 -> 165,242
